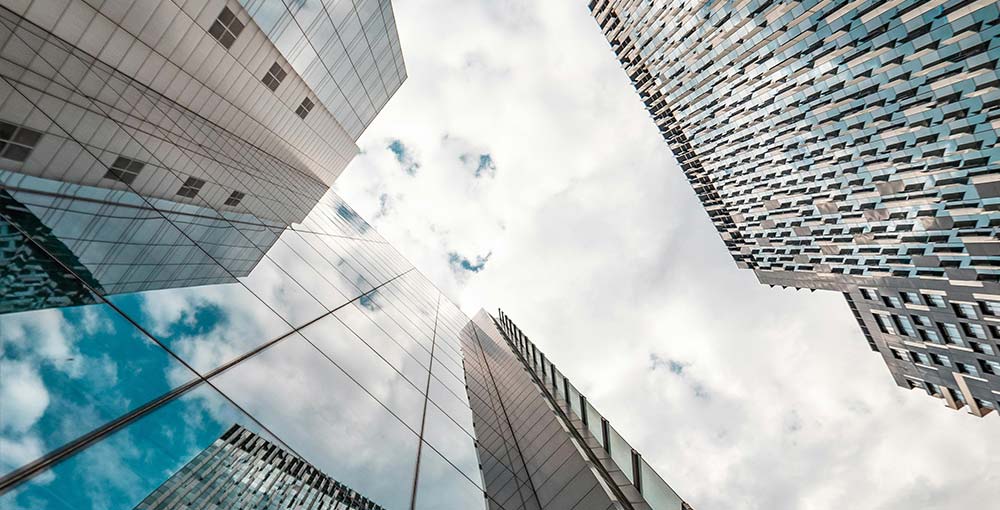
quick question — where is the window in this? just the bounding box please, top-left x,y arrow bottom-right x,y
912,314 -> 931,327
262,62 -> 287,91
938,322 -> 964,346
980,359 -> 1000,375
901,291 -> 921,305
860,288 -> 877,300
970,341 -> 995,355
882,295 -> 902,308
224,191 -> 245,206
919,328 -> 940,343
209,7 -> 244,49
929,353 -> 951,367
923,293 -> 946,308
979,300 -> 999,316
890,348 -> 905,360
904,378 -> 919,389
949,388 -> 966,404
963,323 -> 987,339
874,314 -> 897,335
295,97 -> 314,119
952,302 -> 978,319
893,315 -> 915,337
0,121 -> 42,162
955,362 -> 979,377
176,177 -> 206,198
910,351 -> 930,365
925,382 -> 942,396
974,398 -> 995,410
104,156 -> 145,185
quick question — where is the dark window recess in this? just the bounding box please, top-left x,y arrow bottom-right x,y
224,190 -> 245,206
103,156 -> 145,185
601,418 -> 611,453
262,62 -> 287,91
209,7 -> 244,49
0,121 -> 43,162
295,97 -> 314,119
176,177 -> 207,198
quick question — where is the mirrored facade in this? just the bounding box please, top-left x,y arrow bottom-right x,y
590,0 -> 1000,417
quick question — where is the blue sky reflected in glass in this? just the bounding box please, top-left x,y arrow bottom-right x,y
0,382 -> 280,510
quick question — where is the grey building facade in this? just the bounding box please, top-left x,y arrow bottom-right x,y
590,0 -> 1000,416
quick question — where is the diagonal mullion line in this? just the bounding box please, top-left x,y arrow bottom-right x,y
409,291 -> 441,510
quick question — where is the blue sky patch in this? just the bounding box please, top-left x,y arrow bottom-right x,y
448,251 -> 492,273
460,152 -> 497,178
387,139 -> 420,176
336,204 -> 370,233
375,193 -> 391,218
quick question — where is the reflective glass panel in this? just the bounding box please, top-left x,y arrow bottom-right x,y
0,384 -> 288,510
210,332 -> 420,509
413,442 -> 487,510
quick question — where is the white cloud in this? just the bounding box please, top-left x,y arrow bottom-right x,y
335,1 -> 1000,509
0,361 -> 49,435
1,309 -> 83,377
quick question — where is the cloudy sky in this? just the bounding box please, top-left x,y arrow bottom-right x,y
333,1 -> 1000,509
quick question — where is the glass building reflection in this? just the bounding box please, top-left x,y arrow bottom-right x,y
135,424 -> 385,510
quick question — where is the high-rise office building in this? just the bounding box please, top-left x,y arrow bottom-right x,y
590,0 -> 1000,416
1,2 -> 690,509
135,424 -> 385,510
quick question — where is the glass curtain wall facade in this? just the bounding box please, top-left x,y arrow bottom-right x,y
589,0 -> 1000,416
0,182 -> 494,509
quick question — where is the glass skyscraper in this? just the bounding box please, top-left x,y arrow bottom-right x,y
590,0 -> 1000,417
1,1 -> 690,509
